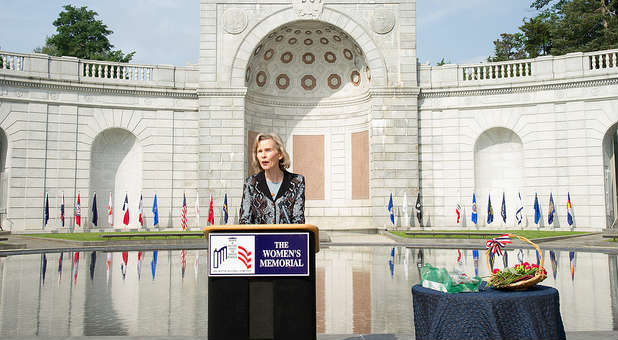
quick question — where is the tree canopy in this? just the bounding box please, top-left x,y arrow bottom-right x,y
489,0 -> 617,62
35,5 -> 135,63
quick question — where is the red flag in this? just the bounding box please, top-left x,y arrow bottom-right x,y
75,193 -> 81,227
181,193 -> 188,230
208,194 -> 214,225
121,251 -> 128,280
73,252 -> 80,284
456,203 -> 462,224
122,194 -> 129,226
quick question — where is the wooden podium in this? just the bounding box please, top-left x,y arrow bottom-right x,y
204,224 -> 319,340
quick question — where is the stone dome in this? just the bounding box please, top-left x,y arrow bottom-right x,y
245,21 -> 371,100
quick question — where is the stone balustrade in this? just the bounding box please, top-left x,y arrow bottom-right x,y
419,48 -> 618,89
0,51 -> 199,89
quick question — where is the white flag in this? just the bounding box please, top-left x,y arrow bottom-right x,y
515,192 -> 524,225
402,192 -> 409,228
195,191 -> 200,227
108,192 -> 113,226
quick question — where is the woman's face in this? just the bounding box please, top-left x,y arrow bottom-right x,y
257,138 -> 282,172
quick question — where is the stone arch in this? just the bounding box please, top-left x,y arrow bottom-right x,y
602,123 -> 618,228
0,128 -> 8,221
230,7 -> 388,88
89,128 -> 143,228
474,127 -> 524,226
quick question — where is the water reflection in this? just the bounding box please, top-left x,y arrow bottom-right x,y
0,247 -> 615,336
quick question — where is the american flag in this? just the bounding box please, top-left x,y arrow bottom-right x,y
181,193 -> 188,230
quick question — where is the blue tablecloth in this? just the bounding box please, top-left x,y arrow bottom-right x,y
412,284 -> 566,340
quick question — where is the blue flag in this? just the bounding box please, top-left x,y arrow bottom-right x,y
472,249 -> 479,277
44,192 -> 49,227
548,193 -> 555,225
471,193 -> 478,224
152,194 -> 159,226
487,194 -> 494,224
91,193 -> 98,226
223,193 -> 229,224
501,192 -> 506,223
534,193 -> 541,225
388,193 -> 394,224
151,250 -> 158,280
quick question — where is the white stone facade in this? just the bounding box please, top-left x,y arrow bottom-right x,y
0,0 -> 617,232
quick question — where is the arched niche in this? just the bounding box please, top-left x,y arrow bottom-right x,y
602,124 -> 618,228
474,127 -> 524,226
89,128 -> 142,228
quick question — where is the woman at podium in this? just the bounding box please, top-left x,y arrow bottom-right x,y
239,133 -> 305,224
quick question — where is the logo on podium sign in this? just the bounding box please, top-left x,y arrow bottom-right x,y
209,232 -> 309,276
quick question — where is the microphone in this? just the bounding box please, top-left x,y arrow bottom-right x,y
279,202 -> 291,224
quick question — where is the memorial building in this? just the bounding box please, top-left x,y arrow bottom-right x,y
0,0 -> 617,232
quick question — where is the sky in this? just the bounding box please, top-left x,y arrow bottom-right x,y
1,0 -> 540,66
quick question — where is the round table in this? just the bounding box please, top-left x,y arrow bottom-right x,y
411,284 -> 566,340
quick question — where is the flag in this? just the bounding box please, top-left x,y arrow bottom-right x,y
549,250 -> 558,280
106,252 -> 112,284
517,249 -> 524,264
138,194 -> 144,227
456,249 -> 463,266
534,193 -> 540,225
456,203 -> 462,224
567,192 -> 574,226
536,250 -> 540,266
548,193 -> 555,225
489,251 -> 495,272
472,249 -> 479,277
108,192 -> 113,227
91,192 -> 98,227
44,192 -> 50,227
387,193 -> 394,224
195,192 -> 200,227
58,252 -> 63,284
208,194 -> 215,225
40,253 -> 47,284
72,252 -> 79,285
122,193 -> 129,226
415,192 -> 423,225
223,193 -> 229,224
152,194 -> 159,227
402,193 -> 409,227
515,192 -> 524,226
502,250 -> 509,268
137,251 -> 142,280
487,194 -> 494,224
181,192 -> 188,230
151,250 -> 158,280
75,192 -> 81,227
121,251 -> 128,280
569,251 -> 576,281
500,192 -> 506,223
60,192 -> 65,227
180,249 -> 187,278
89,251 -> 96,281
471,193 -> 478,224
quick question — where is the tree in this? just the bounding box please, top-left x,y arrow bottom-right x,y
436,58 -> 451,66
489,0 -> 617,61
488,33 -> 527,62
35,5 -> 134,63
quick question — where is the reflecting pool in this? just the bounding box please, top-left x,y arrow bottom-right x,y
0,247 -> 616,336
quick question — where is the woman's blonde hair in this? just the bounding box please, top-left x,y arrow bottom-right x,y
251,133 -> 291,174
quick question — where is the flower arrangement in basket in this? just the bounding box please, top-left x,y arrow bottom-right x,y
485,233 -> 547,290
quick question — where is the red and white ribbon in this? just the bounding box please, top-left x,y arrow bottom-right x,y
485,234 -> 512,256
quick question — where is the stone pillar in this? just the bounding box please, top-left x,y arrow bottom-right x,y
198,89 -> 246,224
370,88 -> 420,227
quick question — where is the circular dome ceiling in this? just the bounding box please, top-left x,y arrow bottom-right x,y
245,21 -> 371,99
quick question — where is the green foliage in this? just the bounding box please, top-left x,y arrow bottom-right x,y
436,58 -> 451,66
35,5 -> 134,62
489,0 -> 617,61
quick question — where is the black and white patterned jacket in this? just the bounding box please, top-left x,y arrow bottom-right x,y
239,170 -> 305,225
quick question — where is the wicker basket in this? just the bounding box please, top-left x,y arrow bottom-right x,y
486,233 -> 547,290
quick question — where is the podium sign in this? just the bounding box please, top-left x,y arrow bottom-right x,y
209,232 -> 310,276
